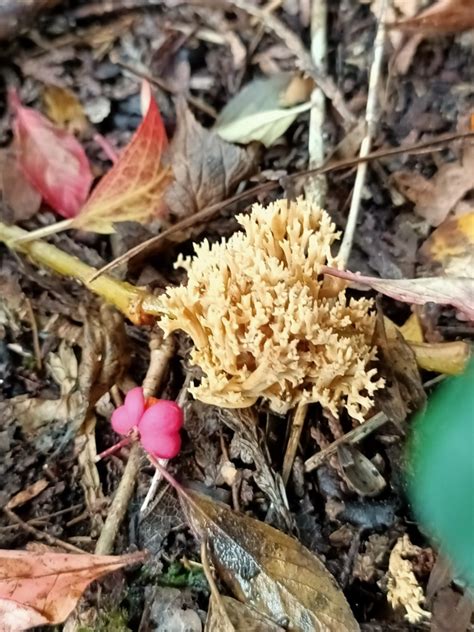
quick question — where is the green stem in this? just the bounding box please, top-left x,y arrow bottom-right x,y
0,221 -> 155,325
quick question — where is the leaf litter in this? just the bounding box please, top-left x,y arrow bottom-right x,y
0,2 -> 473,631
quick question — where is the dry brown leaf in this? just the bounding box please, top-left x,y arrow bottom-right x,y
385,535 -> 431,624
0,549 -> 144,631
43,85 -> 88,134
165,99 -> 258,219
336,444 -> 386,497
181,488 -> 360,632
389,0 -> 474,34
391,144 -> 474,226
419,212 -> 474,276
206,595 -> 285,631
0,147 -> 42,223
374,311 -> 426,424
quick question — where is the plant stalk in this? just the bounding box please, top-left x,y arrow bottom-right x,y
0,221 -> 154,325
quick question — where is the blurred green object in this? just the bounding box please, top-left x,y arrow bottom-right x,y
407,359 -> 474,587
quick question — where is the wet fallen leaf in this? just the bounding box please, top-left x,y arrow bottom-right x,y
388,0 -> 474,34
215,74 -> 312,147
43,85 -> 88,134
181,488 -> 360,631
73,81 -> 170,233
206,595 -> 285,631
399,312 -> 424,343
374,311 -> 426,424
0,549 -> 145,631
408,341 -> 471,375
419,212 -> 474,276
9,89 -> 92,219
165,100 -> 258,219
391,144 -> 474,226
336,444 -> 386,497
322,266 -> 474,320
0,146 -> 42,222
386,315 -> 470,375
0,0 -> 62,41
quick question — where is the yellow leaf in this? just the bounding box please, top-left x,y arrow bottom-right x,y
399,312 -> 424,343
420,212 -> 474,277
409,341 -> 471,375
43,85 -> 88,134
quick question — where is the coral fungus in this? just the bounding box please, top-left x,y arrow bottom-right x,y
158,198 -> 383,422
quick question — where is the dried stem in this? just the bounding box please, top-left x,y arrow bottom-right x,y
95,330 -> 174,554
282,402 -> 307,485
304,0 -> 328,206
338,0 -> 388,265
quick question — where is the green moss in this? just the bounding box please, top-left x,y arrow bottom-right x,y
77,608 -> 131,632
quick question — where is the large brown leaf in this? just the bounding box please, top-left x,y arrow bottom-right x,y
0,550 -> 144,631
205,594 -> 285,631
165,99 -> 258,219
181,488 -> 359,632
389,0 -> 474,34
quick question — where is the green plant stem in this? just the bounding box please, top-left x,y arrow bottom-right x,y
0,221 -> 153,324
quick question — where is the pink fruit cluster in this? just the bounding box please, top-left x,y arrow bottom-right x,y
111,387 -> 183,459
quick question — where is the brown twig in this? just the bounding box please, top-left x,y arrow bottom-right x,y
112,57 -> 217,118
281,402 -> 307,485
3,507 -> 86,554
25,298 -> 42,371
95,330 -> 175,554
339,0 -> 389,265
88,130 -> 474,283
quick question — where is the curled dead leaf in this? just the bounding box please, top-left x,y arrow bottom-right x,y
165,99 -> 258,220
181,488 -> 360,632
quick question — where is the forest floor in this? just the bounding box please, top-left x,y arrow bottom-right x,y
0,1 -> 473,631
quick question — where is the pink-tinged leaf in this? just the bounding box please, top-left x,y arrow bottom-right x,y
73,81 -> 171,234
323,266 -> 474,320
0,550 -> 145,631
9,90 -> 92,219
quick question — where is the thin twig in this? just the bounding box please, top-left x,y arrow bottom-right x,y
3,507 -> 86,554
140,333 -> 177,514
112,57 -> 217,118
282,402 -> 307,485
88,130 -> 474,283
338,0 -> 388,265
95,331 -> 174,554
304,0 -> 328,206
304,411 -> 389,472
25,298 -> 42,371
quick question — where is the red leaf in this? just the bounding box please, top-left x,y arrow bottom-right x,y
9,89 -> 93,219
323,266 -> 474,320
0,549 -> 145,631
73,81 -> 170,234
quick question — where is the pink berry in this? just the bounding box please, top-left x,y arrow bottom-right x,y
138,400 -> 183,434
138,400 -> 184,459
111,387 -> 145,435
140,430 -> 182,459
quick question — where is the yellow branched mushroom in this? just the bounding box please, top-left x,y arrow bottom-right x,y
158,198 -> 383,422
